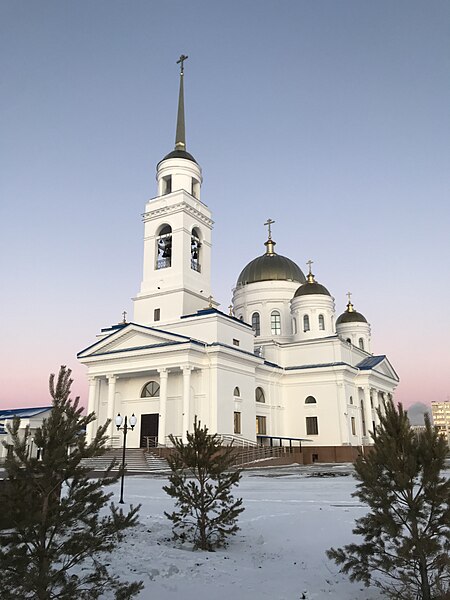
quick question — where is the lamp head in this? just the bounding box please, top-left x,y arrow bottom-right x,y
129,413 -> 137,430
115,414 -> 123,430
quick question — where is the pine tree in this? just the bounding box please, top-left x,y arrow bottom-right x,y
0,366 -> 144,600
327,400 -> 450,600
163,418 -> 244,551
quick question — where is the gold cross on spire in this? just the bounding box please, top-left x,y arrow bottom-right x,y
306,259 -> 314,274
177,54 -> 188,74
264,218 -> 275,240
346,291 -> 352,304
122,310 -> 127,324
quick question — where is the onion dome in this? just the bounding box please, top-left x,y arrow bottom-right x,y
336,296 -> 367,325
236,223 -> 305,286
159,54 -> 197,166
294,265 -> 331,297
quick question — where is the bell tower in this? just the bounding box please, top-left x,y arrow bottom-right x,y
133,56 -> 213,326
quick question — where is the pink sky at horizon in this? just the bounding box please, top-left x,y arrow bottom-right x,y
1,1 -> 449,413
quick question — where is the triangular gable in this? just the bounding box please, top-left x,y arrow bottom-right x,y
357,355 -> 399,381
77,323 -> 191,358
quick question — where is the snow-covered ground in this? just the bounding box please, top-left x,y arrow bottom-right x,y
107,465 -> 385,600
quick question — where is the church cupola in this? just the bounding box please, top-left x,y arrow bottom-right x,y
290,261 -> 335,341
133,56 -> 213,325
336,293 -> 371,352
156,54 -> 202,200
232,219 -> 305,340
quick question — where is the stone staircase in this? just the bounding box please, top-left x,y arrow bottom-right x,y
81,448 -> 169,473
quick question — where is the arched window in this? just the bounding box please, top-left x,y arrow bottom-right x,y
156,224 -> 172,270
292,317 -> 297,335
318,314 -> 325,330
271,311 -> 281,335
233,387 -> 240,397
141,381 -> 160,398
303,314 -> 310,332
191,227 -> 201,272
359,338 -> 364,350
255,387 -> 265,403
305,396 -> 317,404
349,395 -> 353,405
346,338 -> 351,344
239,315 -> 244,322
251,312 -> 260,337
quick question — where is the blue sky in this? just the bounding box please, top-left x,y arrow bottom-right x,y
1,1 -> 449,408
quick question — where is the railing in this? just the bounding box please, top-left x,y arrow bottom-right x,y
144,436 -> 158,451
219,434 -> 258,448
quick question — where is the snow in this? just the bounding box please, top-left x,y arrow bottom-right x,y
105,465 -> 385,600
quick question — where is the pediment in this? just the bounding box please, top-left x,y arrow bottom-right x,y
357,355 -> 399,382
78,323 -> 189,358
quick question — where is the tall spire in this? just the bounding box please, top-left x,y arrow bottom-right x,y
175,54 -> 188,152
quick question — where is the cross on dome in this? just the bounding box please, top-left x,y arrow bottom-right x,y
264,218 -> 275,240
176,54 -> 188,74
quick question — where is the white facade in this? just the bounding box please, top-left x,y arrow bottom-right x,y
78,69 -> 399,453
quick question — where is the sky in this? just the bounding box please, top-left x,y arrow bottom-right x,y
1,1 -> 449,409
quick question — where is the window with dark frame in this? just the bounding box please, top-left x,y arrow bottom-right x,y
255,387 -> 265,403
234,411 -> 241,434
305,396 -> 317,404
306,416 -> 319,435
303,314 -> 310,332
271,311 -> 281,335
141,381 -> 160,398
256,415 -> 267,435
351,417 -> 356,436
251,312 -> 261,337
154,308 -> 160,321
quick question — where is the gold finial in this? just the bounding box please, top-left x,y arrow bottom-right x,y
121,310 -> 127,324
208,295 -> 213,308
346,292 -> 354,312
177,54 -> 188,74
228,304 -> 233,316
264,218 -> 276,255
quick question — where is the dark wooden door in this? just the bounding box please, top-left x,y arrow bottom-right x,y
140,414 -> 159,448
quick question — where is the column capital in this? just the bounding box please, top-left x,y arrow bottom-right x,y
107,374 -> 116,382
158,368 -> 169,376
182,365 -> 193,373
88,376 -> 98,384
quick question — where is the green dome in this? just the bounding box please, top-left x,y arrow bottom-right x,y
294,279 -> 331,297
159,149 -> 197,165
336,309 -> 367,325
237,253 -> 306,286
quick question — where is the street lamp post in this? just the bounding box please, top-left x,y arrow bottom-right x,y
115,413 -> 137,504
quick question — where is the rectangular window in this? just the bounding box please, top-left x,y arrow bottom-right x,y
256,415 -> 267,435
306,416 -> 319,436
233,338 -> 240,346
234,411 -> 241,434
154,308 -> 160,321
351,417 -> 356,436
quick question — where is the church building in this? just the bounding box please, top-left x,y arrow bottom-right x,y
78,59 -> 399,460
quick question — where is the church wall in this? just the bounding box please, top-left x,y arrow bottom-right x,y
280,371 -> 350,446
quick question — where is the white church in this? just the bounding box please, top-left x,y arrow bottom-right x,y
78,59 -> 399,462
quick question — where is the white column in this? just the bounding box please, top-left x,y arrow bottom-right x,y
182,366 -> 192,442
337,383 -> 350,445
363,386 -> 373,443
107,375 -> 116,445
158,368 -> 168,446
86,377 -> 99,444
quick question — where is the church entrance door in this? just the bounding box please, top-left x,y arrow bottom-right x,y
140,414 -> 159,448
